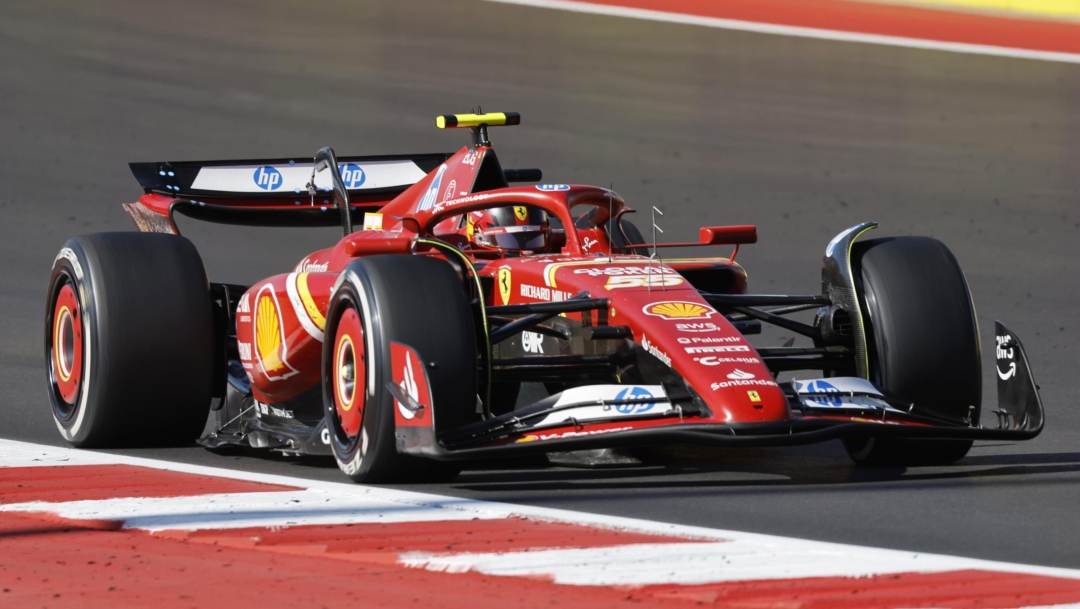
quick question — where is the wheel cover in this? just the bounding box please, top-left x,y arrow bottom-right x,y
332,307 -> 366,438
51,282 -> 83,409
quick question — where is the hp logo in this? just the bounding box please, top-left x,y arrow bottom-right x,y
614,386 -> 655,414
806,380 -> 842,407
253,166 -> 282,190
535,184 -> 570,191
340,163 -> 366,189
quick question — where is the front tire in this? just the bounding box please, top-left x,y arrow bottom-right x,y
45,233 -> 214,447
322,255 -> 477,483
843,236 -> 981,466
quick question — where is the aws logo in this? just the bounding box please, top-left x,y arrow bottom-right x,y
253,166 -> 282,190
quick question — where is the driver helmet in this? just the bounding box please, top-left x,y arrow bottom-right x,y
469,205 -> 549,251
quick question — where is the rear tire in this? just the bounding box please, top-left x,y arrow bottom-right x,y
45,233 -> 215,447
322,255 -> 476,483
616,219 -> 649,256
576,208 -> 648,255
843,236 -> 981,466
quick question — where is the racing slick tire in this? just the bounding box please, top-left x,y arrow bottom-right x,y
45,232 -> 215,447
843,236 -> 981,466
322,255 -> 476,483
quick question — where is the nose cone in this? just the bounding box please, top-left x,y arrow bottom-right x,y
616,295 -> 790,423
531,257 -> 789,423
693,360 -> 789,422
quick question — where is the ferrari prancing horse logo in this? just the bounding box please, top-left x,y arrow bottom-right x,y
498,267 -> 512,305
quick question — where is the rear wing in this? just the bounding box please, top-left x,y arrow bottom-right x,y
124,152 -> 452,233
130,153 -> 450,200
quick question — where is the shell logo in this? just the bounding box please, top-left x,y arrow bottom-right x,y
643,301 -> 716,320
256,296 -> 283,371
254,285 -> 299,380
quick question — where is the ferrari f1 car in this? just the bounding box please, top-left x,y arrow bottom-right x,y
45,112 -> 1044,482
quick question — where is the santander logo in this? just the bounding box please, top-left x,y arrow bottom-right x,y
726,369 -> 755,380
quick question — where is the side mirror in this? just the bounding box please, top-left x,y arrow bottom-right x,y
700,225 -> 757,245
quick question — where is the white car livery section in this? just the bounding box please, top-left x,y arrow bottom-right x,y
793,376 -> 906,411
530,384 -> 672,428
190,160 -> 428,193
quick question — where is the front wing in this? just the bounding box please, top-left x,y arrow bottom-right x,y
393,321 -> 1043,461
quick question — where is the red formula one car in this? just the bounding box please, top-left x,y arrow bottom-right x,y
45,112 -> 1044,482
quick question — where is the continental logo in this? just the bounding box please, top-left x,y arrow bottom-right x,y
254,285 -> 299,381
643,301 -> 716,320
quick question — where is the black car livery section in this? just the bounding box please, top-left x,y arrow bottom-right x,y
994,321 -> 1043,432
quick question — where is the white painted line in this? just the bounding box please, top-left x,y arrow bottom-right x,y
0,489 -> 513,532
401,540 -> 976,585
0,438 -> 721,540
485,0 -> 1080,64
2,438 -> 1080,584
0,441 -> 112,467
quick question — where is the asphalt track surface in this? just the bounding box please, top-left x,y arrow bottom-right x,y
1,0 -> 1078,572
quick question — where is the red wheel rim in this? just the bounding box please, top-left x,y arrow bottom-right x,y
333,307 -> 365,438
52,283 -> 83,405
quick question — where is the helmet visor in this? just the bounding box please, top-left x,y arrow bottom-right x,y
476,225 -> 548,250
